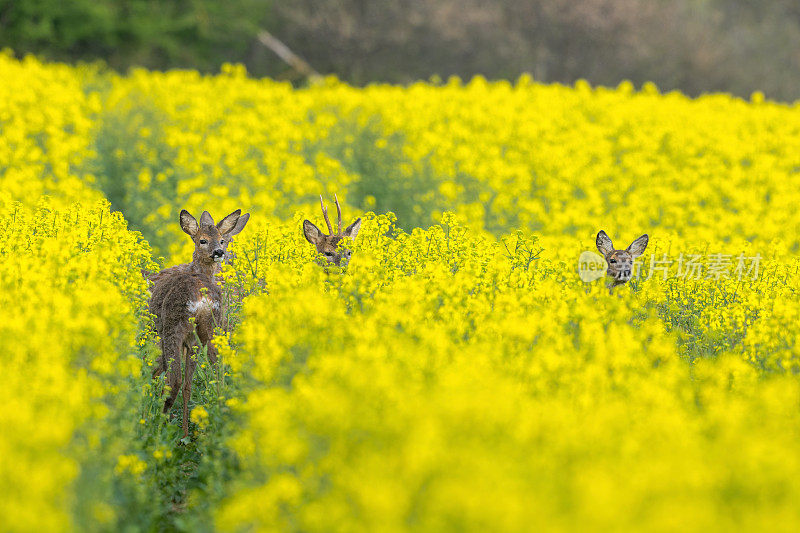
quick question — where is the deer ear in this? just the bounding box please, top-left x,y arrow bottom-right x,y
303,220 -> 325,245
596,230 -> 614,256
626,234 -> 649,259
343,217 -> 361,240
226,212 -> 249,236
217,209 -> 242,235
200,211 -> 214,227
180,210 -> 199,237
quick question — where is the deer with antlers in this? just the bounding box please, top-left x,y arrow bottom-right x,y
596,230 -> 649,292
148,209 -> 249,439
303,195 -> 361,266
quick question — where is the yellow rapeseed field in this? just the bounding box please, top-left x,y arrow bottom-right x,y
2,53 -> 800,531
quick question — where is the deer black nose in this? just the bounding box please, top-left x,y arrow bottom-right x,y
213,249 -> 224,258
624,269 -> 631,277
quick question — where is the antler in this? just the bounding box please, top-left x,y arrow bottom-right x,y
319,195 -> 334,235
334,194 -> 342,234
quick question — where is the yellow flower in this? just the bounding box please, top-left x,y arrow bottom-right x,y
191,406 -> 210,429
115,454 -> 146,477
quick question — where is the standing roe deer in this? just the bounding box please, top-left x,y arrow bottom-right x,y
596,230 -> 649,292
148,208 -> 248,439
149,209 -> 248,378
303,195 -> 361,266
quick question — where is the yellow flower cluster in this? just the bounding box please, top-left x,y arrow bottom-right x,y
216,215 -> 800,531
0,199 -> 154,531
0,53 -> 103,211
3,55 -> 800,530
78,68 -> 800,270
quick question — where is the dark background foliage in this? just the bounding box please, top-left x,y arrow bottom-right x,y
2,0 -> 799,100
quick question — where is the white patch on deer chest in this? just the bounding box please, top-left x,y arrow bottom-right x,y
187,295 -> 219,315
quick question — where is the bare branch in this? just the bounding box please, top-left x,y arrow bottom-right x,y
257,29 -> 320,80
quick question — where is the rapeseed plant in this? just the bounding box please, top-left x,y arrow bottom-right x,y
0,200 -> 154,531
2,55 -> 800,531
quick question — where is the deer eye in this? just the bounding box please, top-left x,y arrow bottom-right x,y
609,259 -> 617,264
220,239 -> 224,244
199,239 -> 208,245
324,251 -> 334,257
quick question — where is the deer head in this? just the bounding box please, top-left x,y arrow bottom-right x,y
303,195 -> 361,266
596,230 -> 649,291
180,209 -> 250,276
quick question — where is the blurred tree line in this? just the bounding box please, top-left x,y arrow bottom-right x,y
2,0 -> 799,100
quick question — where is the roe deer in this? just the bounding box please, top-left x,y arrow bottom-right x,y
148,208 -> 248,439
147,209 -> 249,284
149,209 -> 249,378
303,195 -> 361,266
596,230 -> 649,292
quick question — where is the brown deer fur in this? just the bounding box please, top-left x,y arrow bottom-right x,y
596,230 -> 649,292
303,195 -> 361,266
148,208 -> 248,439
147,211 -> 249,284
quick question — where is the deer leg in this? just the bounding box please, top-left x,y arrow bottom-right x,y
151,314 -> 166,378
151,354 -> 166,379
182,343 -> 197,439
162,337 -> 183,413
